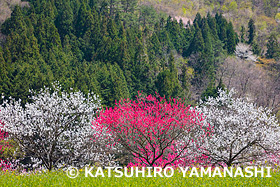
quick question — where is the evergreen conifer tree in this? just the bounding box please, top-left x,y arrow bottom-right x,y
226,22 -> 236,54
266,34 -> 280,59
247,18 -> 255,45
240,25 -> 246,43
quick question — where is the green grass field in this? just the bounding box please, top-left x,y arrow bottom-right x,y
1,169 -> 280,187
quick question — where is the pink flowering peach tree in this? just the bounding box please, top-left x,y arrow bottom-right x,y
0,120 -> 14,171
92,93 -> 212,168
0,120 -> 6,154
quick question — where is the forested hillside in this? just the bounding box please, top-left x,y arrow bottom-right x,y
0,0 -> 279,114
141,0 -> 280,51
0,0 -> 237,106
1,0 -> 280,175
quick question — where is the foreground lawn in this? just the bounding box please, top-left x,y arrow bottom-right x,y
0,169 -> 279,187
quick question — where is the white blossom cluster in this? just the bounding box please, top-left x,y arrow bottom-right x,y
235,43 -> 257,62
0,82 -> 117,170
197,89 -> 280,167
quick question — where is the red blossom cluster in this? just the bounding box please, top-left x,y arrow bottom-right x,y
93,93 -> 212,168
0,119 -> 12,171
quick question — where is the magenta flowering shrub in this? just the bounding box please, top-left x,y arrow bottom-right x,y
93,93 -> 212,168
0,120 -> 14,171
0,120 -> 6,153
0,160 -> 18,171
0,120 -> 9,156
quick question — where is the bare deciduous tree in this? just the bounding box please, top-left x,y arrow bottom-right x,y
218,56 -> 280,113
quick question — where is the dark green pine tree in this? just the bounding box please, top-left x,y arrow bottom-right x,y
155,70 -> 170,98
109,63 -> 130,102
82,9 -> 102,61
1,6 -> 26,35
107,18 -> 118,39
148,33 -> 162,62
99,1 -> 109,17
95,62 -> 130,107
193,13 -> 202,28
168,53 -> 176,73
235,32 -> 239,44
266,34 -> 280,59
74,61 -> 99,95
0,47 -> 11,99
247,18 -> 255,45
42,1 -> 56,20
252,41 -> 261,56
177,19 -> 186,53
166,16 -> 173,31
200,19 -> 216,82
240,25 -> 246,43
201,81 -> 216,101
181,64 -> 188,90
226,22 -> 236,54
201,79 -> 225,101
121,0 -> 138,13
115,12 -> 122,27
89,0 -> 99,9
218,19 -> 228,43
9,63 -> 33,104
159,29 -> 174,53
95,63 -> 113,107
47,22 -> 62,50
201,19 -> 213,55
130,37 -> 150,96
75,3 -> 92,38
117,33 -> 130,71
215,12 -> 222,27
188,23 -> 204,55
155,53 -> 182,98
2,43 -> 12,64
107,0 -> 121,16
207,12 -> 218,39
55,1 -> 74,39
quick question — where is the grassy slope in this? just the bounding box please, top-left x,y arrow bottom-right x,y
1,169 -> 279,187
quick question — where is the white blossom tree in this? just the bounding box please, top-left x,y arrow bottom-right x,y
197,89 -> 280,167
0,82 -> 116,170
235,43 -> 257,62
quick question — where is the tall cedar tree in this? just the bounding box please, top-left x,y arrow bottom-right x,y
240,25 -> 246,43
247,18 -> 255,45
226,22 -> 236,54
266,34 -> 280,59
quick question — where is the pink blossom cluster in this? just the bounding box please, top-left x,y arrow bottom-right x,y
0,160 -> 15,171
0,120 -> 15,171
0,120 -> 6,153
93,93 -> 212,168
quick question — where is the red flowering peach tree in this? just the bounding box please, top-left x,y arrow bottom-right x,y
92,93 -> 212,168
0,120 -> 14,171
0,120 -> 6,153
